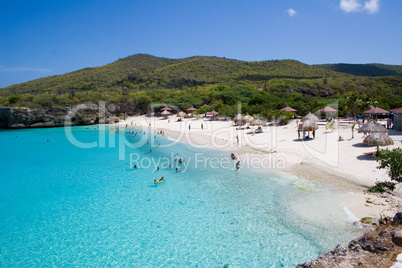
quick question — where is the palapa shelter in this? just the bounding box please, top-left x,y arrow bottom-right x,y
281,106 -> 297,112
161,106 -> 172,111
363,132 -> 394,154
358,120 -> 387,134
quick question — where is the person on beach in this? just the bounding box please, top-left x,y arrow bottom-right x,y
201,123 -> 203,130
189,124 -> 191,131
236,135 -> 239,146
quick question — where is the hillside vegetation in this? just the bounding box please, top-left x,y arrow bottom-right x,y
316,63 -> 402,77
0,54 -> 401,120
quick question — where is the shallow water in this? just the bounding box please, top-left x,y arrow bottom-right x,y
0,126 -> 360,267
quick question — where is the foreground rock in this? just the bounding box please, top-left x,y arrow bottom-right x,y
296,213 -> 402,268
0,104 -> 119,128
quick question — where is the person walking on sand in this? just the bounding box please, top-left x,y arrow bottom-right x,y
201,123 -> 203,130
189,124 -> 191,131
236,135 -> 239,146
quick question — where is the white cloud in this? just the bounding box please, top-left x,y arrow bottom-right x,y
287,8 -> 297,17
0,66 -> 52,73
340,0 -> 361,12
363,0 -> 380,13
340,0 -> 380,14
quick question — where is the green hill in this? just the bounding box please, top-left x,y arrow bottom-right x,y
0,54 -> 401,119
0,54 -> 346,96
316,63 -> 402,77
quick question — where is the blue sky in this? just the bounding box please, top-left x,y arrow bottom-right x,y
1,0 -> 401,88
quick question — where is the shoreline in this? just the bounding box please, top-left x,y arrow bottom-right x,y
118,115 -> 402,222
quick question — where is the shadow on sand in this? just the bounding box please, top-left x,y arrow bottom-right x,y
293,138 -> 315,142
356,154 -> 377,161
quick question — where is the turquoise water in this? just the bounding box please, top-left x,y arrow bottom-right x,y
0,126 -> 359,267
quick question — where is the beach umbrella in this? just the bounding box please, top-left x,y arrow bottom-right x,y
363,132 -> 394,154
206,110 -> 219,116
358,120 -> 387,134
243,114 -> 254,123
364,107 -> 390,121
364,107 -> 390,114
161,106 -> 172,111
177,111 -> 187,117
302,113 -> 319,123
298,120 -> 318,131
251,118 -> 266,126
161,110 -> 171,115
186,107 -> 197,112
201,103 -> 209,107
281,106 -> 297,112
318,106 -> 337,112
206,110 -> 219,120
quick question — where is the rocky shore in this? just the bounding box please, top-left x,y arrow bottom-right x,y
0,104 -> 120,128
296,213 -> 402,268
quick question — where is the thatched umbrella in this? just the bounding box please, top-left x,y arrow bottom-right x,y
243,114 -> 254,123
363,132 -> 394,154
177,111 -> 187,118
302,113 -> 319,123
234,113 -> 243,121
251,118 -> 266,126
298,120 -> 318,131
358,120 -> 387,134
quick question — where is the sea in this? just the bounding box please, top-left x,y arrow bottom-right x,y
0,125 -> 362,267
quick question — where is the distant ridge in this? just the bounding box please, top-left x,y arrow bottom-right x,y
315,63 -> 402,77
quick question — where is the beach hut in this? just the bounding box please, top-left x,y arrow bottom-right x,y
363,107 -> 390,121
391,108 -> 402,131
281,106 -> 297,112
358,120 -> 387,134
363,132 -> 394,154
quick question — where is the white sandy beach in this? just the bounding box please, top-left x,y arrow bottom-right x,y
118,115 -> 402,221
